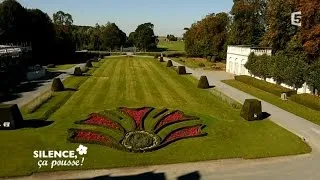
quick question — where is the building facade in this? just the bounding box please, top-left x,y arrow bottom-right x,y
226,45 -> 311,94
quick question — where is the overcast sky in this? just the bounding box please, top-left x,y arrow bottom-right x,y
18,0 -> 233,37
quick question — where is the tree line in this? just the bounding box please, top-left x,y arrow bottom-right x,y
0,0 -> 158,65
184,0 -> 319,62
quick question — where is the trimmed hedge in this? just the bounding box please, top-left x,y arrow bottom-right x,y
51,78 -> 64,92
73,67 -> 83,76
235,75 -> 296,97
198,76 -> 210,89
240,99 -> 262,121
86,60 -> 93,67
177,66 -> 186,75
290,94 -> 320,111
159,57 -> 164,62
167,60 -> 173,67
0,104 -> 23,129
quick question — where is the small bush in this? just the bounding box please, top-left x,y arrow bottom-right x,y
198,63 -> 205,67
154,54 -> 160,59
167,60 -> 173,67
51,78 -> 64,92
177,66 -> 186,75
47,64 -> 55,68
160,57 -> 164,62
235,75 -> 296,97
198,76 -> 210,89
207,56 -> 212,61
211,56 -> 217,63
73,67 -> 83,76
86,60 -> 93,68
290,94 -> 320,111
240,99 -> 262,121
81,66 -> 89,73
0,104 -> 23,129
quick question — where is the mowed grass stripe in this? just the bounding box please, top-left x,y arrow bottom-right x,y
125,58 -> 136,102
138,59 -> 178,106
91,59 -> 119,108
103,58 -> 126,106
136,59 -> 167,105
130,58 -> 147,103
116,58 -> 128,102
134,59 -> 161,105
147,60 -> 194,106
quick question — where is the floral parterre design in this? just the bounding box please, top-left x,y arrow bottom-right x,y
68,107 -> 207,153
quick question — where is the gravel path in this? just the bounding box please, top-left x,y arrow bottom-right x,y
2,63 -> 85,107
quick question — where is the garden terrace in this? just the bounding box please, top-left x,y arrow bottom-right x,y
0,56 -> 310,177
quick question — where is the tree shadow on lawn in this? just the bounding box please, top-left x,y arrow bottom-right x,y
80,171 -> 201,180
15,120 -> 54,129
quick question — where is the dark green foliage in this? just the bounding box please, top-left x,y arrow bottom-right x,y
47,64 -> 55,68
245,53 -> 272,80
184,13 -> 230,58
165,52 -> 186,58
240,99 -> 262,121
198,63 -> 205,67
130,23 -> 157,51
73,67 -> 82,76
154,54 -> 159,59
306,61 -> 320,94
51,78 -> 64,92
235,75 -> 296,97
177,66 -> 187,75
197,76 -> 210,89
86,60 -> 93,67
0,104 -> 23,129
166,34 -> 178,41
159,57 -> 164,62
290,94 -> 320,111
167,60 -> 173,67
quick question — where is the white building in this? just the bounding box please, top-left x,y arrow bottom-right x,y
226,45 -> 311,94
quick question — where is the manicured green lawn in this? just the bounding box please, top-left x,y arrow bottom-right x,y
47,64 -> 76,71
158,39 -> 185,51
0,57 -> 310,177
172,57 -> 226,70
223,79 -> 320,126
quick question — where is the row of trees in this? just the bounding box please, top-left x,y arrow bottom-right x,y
166,34 -> 178,41
184,0 -> 320,61
0,0 -> 158,65
246,52 -> 320,94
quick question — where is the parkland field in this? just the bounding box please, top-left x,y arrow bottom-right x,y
0,56 -> 310,177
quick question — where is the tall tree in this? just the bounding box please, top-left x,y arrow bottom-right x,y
101,22 -> 126,50
260,0 -> 297,52
53,11 -> 73,26
132,23 -> 157,51
0,0 -> 28,43
184,12 -> 230,58
228,0 -> 267,45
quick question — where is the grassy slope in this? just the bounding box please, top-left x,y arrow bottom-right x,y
158,39 -> 185,51
223,80 -> 320,126
47,64 -> 76,71
0,57 -> 310,177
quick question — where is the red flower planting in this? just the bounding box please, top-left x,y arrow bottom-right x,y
120,107 -> 152,129
74,130 -> 112,144
68,107 -> 207,153
163,125 -> 202,144
81,113 -> 121,130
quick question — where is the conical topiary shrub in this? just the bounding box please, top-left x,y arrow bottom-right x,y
0,104 -> 23,129
177,66 -> 186,75
167,60 -> 173,67
159,56 -> 164,62
197,76 -> 210,89
74,67 -> 83,76
86,60 -> 93,68
51,78 -> 64,92
240,99 -> 262,121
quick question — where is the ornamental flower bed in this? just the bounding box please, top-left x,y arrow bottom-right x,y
76,113 -> 122,131
154,111 -> 199,132
68,107 -> 207,153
